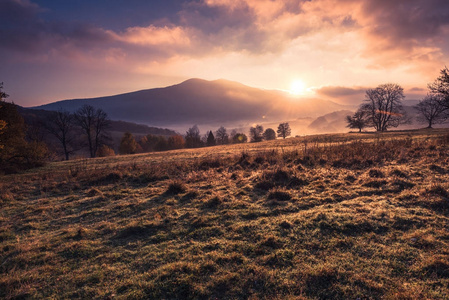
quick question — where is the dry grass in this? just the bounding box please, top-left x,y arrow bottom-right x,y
1,129 -> 449,299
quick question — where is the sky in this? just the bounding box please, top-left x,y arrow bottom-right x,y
1,0 -> 449,107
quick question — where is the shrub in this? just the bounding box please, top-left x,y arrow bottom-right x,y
96,144 -> 115,157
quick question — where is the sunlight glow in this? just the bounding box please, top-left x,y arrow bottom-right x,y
290,79 -> 306,95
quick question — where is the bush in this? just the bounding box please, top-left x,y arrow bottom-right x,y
96,145 -> 115,157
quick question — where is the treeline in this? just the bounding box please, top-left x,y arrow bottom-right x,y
118,122 -> 292,155
347,67 -> 449,132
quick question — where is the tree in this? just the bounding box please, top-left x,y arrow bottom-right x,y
119,132 -> 138,154
277,122 -> 291,139
138,134 -> 167,152
346,109 -> 370,132
232,133 -> 247,143
428,66 -> 449,111
185,125 -> 202,148
263,128 -> 276,140
414,95 -> 447,128
206,130 -> 216,146
363,83 -> 406,132
0,101 -> 47,173
167,135 -> 185,149
96,144 -> 115,157
74,105 -> 110,158
249,125 -> 264,142
215,126 -> 229,145
45,109 -> 76,160
154,136 -> 168,151
0,82 -> 8,146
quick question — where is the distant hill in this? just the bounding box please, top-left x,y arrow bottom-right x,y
32,78 -> 351,130
18,107 -> 177,137
308,110 -> 354,133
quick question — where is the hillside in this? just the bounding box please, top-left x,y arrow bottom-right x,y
18,107 -> 177,137
32,79 -> 351,129
1,129 -> 448,299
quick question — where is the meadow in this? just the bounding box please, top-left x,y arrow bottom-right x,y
1,129 -> 449,299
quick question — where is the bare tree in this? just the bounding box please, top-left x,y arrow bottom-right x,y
364,83 -> 406,132
215,126 -> 229,145
249,125 -> 264,142
74,105 -> 110,158
45,109 -> 76,160
277,122 -> 291,139
346,109 -> 370,132
414,95 -> 447,128
93,108 -> 110,156
428,66 -> 449,111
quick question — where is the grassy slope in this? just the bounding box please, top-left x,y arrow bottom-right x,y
1,129 -> 449,299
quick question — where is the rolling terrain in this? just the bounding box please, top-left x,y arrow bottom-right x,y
1,129 -> 449,299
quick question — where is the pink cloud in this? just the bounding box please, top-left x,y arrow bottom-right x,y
115,26 -> 191,46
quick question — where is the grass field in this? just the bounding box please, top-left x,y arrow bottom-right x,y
1,129 -> 449,299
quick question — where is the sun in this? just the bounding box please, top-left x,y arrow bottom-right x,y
290,79 -> 306,95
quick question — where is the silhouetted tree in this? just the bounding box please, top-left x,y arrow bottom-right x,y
250,125 -> 264,142
263,128 -> 276,140
74,105 -> 110,158
206,131 -> 216,146
215,126 -> 229,145
428,66 -> 449,110
232,133 -> 248,143
185,125 -> 202,148
363,83 -> 406,132
346,109 -> 370,132
45,109 -> 76,160
277,123 -> 291,139
414,95 -> 447,128
119,132 -> 138,154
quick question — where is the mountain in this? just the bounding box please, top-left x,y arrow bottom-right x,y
308,110 -> 354,133
32,79 -> 351,130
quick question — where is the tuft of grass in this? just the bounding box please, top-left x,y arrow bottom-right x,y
165,181 -> 186,195
267,188 -> 292,201
368,168 -> 384,178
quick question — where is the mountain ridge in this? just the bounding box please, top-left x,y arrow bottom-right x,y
32,78 -> 353,130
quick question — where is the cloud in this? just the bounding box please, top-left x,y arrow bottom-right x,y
360,0 -> 449,42
352,0 -> 449,69
0,0 -> 114,56
316,86 -> 367,98
409,87 -> 427,93
115,26 -> 191,46
4,0 -> 447,67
